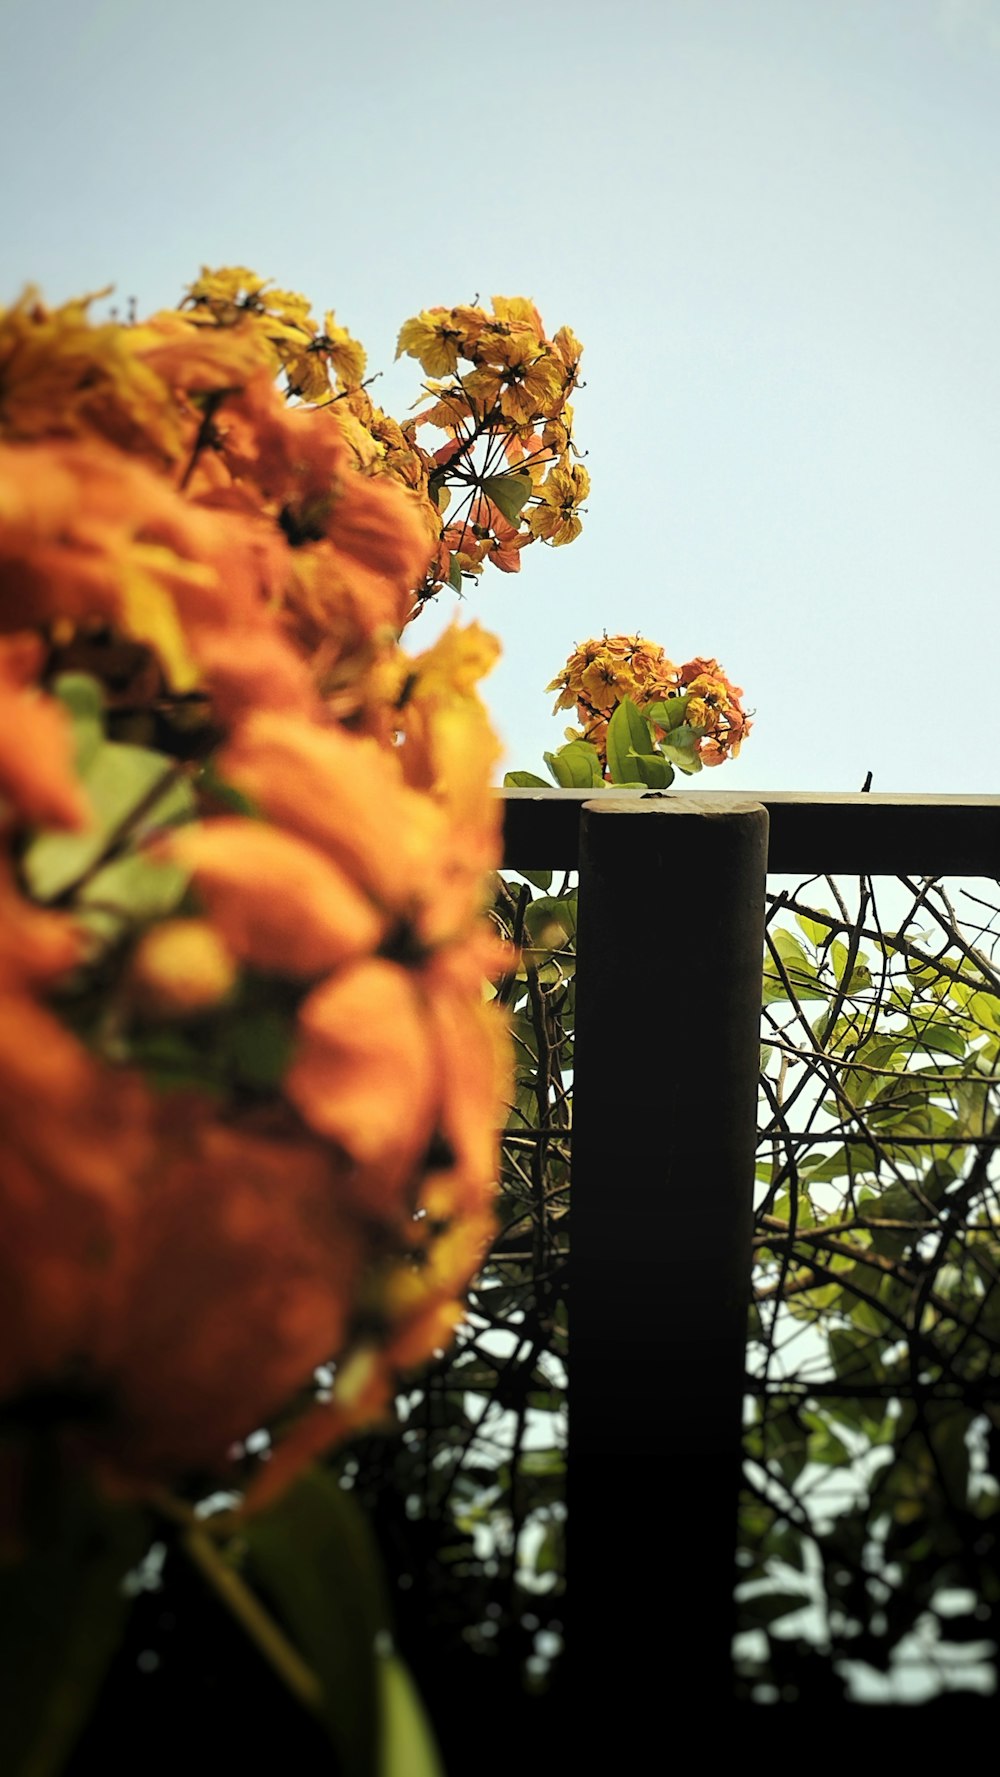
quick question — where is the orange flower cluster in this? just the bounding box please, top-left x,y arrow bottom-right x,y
548,634 -> 751,770
393,295 -> 587,597
0,274 -> 510,1517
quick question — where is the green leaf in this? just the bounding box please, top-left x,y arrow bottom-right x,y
642,694 -> 691,732
518,1448 -> 566,1478
627,751 -> 674,790
869,1165 -> 951,1225
828,1326 -> 885,1386
533,1519 -> 564,1577
522,894 -> 577,967
23,742 -> 192,903
763,929 -> 829,1002
797,1150 -> 849,1186
605,698 -> 654,785
480,472 -> 531,526
659,725 -> 704,774
0,1471 -> 147,1777
543,741 -> 603,789
910,1024 -> 967,1060
795,911 -> 833,949
78,851 -> 189,925
740,1588 -> 812,1628
511,868 -> 552,890
447,554 -> 463,592
968,991 -> 1000,1034
849,1296 -> 890,1335
52,673 -> 104,775
829,940 -> 873,992
503,771 -> 550,790
378,1652 -> 446,1777
243,1468 -> 394,1777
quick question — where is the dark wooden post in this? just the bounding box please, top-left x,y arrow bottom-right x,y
571,795 -> 768,1720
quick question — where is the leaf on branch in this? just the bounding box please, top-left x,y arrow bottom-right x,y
642,694 -> 692,733
510,867 -> 552,890
241,1468 -> 397,1777
378,1651 -> 446,1777
627,750 -> 673,790
23,719 -> 193,905
479,473 -> 532,527
659,726 -> 704,774
53,672 -> 104,775
795,910 -> 834,950
605,697 -> 654,786
543,741 -> 603,789
503,771 -> 550,790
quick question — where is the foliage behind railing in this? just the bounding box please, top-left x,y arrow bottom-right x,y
744,870 -> 1000,1703
349,861 -> 1000,1714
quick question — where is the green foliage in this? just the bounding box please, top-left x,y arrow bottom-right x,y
502,772 -> 550,790
643,694 -> 692,732
745,873 -> 1000,1701
543,740 -> 603,789
22,674 -> 194,929
242,1470 -> 432,1777
604,697 -> 654,786
658,727 -> 703,774
331,865 -> 571,1721
377,863 -> 1000,1705
480,473 -> 532,526
0,1468 -> 148,1777
377,1655 -> 445,1777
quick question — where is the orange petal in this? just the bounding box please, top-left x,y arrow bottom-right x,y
0,861 -> 82,989
163,818 -> 385,977
101,1120 -> 362,1479
220,712 -> 443,913
285,959 -> 437,1196
0,635 -> 90,830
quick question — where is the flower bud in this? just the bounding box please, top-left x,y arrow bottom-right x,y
130,919 -> 236,1018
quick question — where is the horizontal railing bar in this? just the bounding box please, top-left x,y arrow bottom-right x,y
501,788 -> 1000,875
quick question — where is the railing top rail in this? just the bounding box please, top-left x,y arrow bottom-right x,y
500,788 -> 1000,875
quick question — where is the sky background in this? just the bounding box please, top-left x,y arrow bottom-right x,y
3,0 -> 999,794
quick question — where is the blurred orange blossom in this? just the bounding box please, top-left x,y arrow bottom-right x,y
0,269 -> 518,1521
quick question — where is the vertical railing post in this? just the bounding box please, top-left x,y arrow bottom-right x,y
571,795 -> 768,1721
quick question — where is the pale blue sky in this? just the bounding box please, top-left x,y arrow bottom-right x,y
3,0 -> 999,792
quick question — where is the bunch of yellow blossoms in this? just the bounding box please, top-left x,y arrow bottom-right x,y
0,268 -> 516,1518
395,294 -> 588,592
548,633 -> 750,772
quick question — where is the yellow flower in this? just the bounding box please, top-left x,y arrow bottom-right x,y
528,462 -> 591,545
491,294 -> 545,333
405,619 -> 500,701
552,324 -> 583,376
396,310 -> 468,377
464,336 -> 564,425
320,311 -> 366,388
